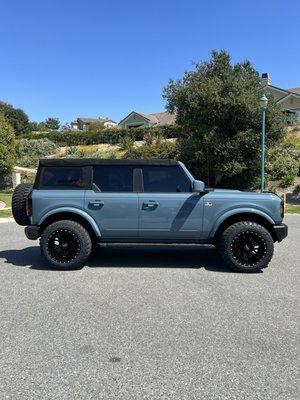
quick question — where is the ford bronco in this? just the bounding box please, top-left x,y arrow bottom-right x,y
12,159 -> 288,272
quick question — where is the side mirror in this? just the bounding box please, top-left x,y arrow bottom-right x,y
193,179 -> 205,193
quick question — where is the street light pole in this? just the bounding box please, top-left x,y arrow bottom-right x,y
260,94 -> 268,192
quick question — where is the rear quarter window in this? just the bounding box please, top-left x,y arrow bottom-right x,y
38,166 -> 88,189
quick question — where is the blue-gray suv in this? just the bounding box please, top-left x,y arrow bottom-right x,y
12,159 -> 288,272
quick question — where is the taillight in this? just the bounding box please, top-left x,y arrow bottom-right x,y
26,194 -> 32,216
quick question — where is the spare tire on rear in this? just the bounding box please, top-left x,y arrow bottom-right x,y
12,183 -> 33,226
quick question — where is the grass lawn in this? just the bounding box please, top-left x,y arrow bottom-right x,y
0,208 -> 12,218
0,191 -> 12,218
285,204 -> 300,214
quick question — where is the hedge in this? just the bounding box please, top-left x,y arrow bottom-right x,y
21,125 -> 183,147
18,138 -> 58,168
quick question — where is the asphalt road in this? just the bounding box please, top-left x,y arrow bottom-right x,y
0,216 -> 299,400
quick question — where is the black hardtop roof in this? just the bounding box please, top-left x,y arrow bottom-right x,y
38,158 -> 179,167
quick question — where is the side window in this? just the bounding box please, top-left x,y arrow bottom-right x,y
40,167 -> 85,189
93,166 -> 134,192
142,166 -> 191,193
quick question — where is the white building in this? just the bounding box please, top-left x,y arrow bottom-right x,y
70,117 -> 117,130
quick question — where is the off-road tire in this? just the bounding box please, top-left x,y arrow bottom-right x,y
40,220 -> 92,270
12,183 -> 33,226
219,221 -> 274,272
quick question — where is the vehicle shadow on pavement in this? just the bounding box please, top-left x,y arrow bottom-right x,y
0,245 -> 242,273
89,245 -> 234,272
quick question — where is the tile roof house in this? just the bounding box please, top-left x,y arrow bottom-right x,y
70,117 -> 117,130
118,111 -> 176,129
262,73 -> 300,122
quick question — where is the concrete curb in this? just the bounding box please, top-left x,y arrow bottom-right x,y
0,218 -> 15,224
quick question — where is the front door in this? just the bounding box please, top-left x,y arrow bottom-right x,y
85,165 -> 138,239
138,165 -> 204,241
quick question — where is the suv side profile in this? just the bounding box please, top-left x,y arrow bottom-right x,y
12,159 -> 288,272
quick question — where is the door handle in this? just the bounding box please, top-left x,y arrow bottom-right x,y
89,200 -> 104,207
143,201 -> 159,208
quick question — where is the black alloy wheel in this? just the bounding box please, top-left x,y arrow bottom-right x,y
219,221 -> 274,272
231,231 -> 267,267
40,220 -> 92,270
47,229 -> 81,264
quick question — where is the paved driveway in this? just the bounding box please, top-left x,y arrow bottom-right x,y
0,216 -> 299,400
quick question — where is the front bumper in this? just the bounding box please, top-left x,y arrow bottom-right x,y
25,225 -> 40,240
273,223 -> 288,242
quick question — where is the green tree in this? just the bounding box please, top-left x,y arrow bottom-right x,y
163,50 -> 285,188
44,117 -> 60,130
88,120 -> 106,132
0,101 -> 30,135
29,121 -> 51,132
29,121 -> 40,131
0,116 -> 16,175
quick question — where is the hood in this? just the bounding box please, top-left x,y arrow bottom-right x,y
207,188 -> 280,201
213,189 -> 241,193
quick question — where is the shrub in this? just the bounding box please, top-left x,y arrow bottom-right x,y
20,125 -> 183,147
66,146 -> 77,156
282,131 -> 300,150
267,183 -> 279,195
64,146 -> 88,159
0,116 -> 16,175
267,149 -> 299,181
18,138 -> 57,168
106,151 -> 117,159
124,139 -> 179,160
281,175 -> 295,187
88,120 -> 105,132
76,145 -> 99,155
119,136 -> 135,152
144,131 -> 163,146
293,184 -> 300,195
0,173 -> 12,190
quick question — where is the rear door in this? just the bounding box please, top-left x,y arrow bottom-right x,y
85,165 -> 139,240
138,165 -> 204,241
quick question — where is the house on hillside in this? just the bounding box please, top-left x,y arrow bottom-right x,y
70,117 -> 117,130
118,111 -> 176,129
262,73 -> 300,123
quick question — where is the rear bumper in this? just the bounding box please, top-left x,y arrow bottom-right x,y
25,225 -> 39,240
273,223 -> 288,242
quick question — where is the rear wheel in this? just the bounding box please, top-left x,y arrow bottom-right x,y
40,220 -> 92,270
219,221 -> 274,272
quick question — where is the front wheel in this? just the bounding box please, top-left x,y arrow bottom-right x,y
40,220 -> 92,270
219,221 -> 274,272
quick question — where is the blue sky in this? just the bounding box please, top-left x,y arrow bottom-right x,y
0,0 -> 299,124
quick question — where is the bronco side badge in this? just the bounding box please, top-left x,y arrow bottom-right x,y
204,201 -> 213,207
